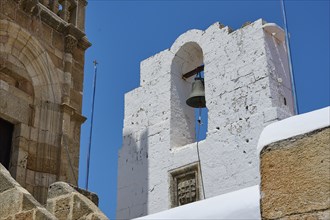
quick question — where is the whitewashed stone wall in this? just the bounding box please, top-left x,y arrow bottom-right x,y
117,19 -> 294,219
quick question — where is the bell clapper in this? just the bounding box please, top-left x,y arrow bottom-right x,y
197,108 -> 203,125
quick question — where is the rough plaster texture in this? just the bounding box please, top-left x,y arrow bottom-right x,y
117,19 -> 294,219
260,127 -> 330,220
0,0 -> 90,204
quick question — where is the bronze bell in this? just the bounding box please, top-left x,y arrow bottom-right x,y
186,77 -> 206,108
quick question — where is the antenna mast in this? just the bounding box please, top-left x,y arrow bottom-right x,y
86,60 -> 98,190
281,0 -> 299,114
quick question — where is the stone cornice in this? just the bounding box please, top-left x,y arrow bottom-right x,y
78,36 -> 92,50
61,103 -> 87,123
19,0 -> 91,50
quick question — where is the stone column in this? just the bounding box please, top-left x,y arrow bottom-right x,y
63,34 -> 77,104
77,0 -> 87,32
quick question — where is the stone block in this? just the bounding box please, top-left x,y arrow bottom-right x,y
40,23 -> 53,48
16,9 -> 34,32
1,0 -> 16,21
260,127 -> 330,219
0,79 -> 9,91
72,48 -> 85,65
26,143 -> 59,174
0,189 -> 22,218
0,89 -> 31,124
10,148 -> 28,169
71,185 -> 99,206
47,182 -> 76,199
35,208 -> 57,220
22,193 -> 42,211
10,166 -> 27,188
90,213 -> 108,220
1,216 -> 13,220
54,196 -> 71,219
47,182 -> 108,220
0,172 -> 15,193
280,209 -> 330,220
49,52 -> 64,69
14,210 -> 34,220
33,186 -> 50,205
52,30 -> 64,51
72,194 -> 92,219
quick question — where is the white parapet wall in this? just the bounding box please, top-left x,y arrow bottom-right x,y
134,185 -> 260,220
117,19 -> 294,219
258,106 -> 330,154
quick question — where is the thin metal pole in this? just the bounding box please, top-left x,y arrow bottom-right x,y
281,0 -> 299,114
86,60 -> 98,190
196,108 -> 206,200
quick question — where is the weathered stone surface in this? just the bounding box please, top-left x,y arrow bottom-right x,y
22,194 -> 42,210
0,216 -> 13,220
35,208 -> 58,220
47,182 -> 108,220
0,0 -> 90,204
0,172 -> 15,193
71,184 -> 99,206
280,209 -> 330,220
0,189 -> 22,218
47,181 -> 76,199
54,197 -> 71,219
14,210 -> 34,220
260,127 -> 330,220
0,163 -> 56,220
72,194 -> 93,219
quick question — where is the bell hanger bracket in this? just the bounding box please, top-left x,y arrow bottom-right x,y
182,65 -> 204,80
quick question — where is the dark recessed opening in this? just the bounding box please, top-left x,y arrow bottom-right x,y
284,97 -> 287,106
0,118 -> 14,169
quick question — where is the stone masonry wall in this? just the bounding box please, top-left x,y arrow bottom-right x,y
117,19 -> 295,219
260,127 -> 330,220
0,163 -> 56,220
1,163 -> 108,220
0,0 -> 90,204
46,182 -> 108,220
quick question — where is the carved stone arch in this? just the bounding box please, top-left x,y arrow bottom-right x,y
0,19 -> 61,104
0,19 -> 65,203
0,53 -> 34,96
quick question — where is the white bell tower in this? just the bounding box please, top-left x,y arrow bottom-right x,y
117,19 -> 294,219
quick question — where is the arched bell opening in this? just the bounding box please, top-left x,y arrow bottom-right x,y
170,42 -> 208,148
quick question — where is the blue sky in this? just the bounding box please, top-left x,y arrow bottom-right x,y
78,1 -> 329,218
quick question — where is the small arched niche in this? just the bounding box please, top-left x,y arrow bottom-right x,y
170,42 -> 208,148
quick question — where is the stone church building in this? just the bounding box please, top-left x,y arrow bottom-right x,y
0,0 -> 90,203
0,0 -> 108,219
